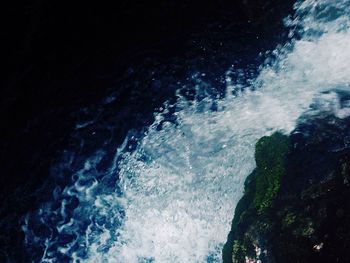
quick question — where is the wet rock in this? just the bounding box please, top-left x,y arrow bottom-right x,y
223,115 -> 350,263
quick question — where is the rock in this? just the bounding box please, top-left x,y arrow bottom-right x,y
223,114 -> 350,263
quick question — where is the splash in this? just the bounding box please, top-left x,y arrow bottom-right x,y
23,0 -> 350,262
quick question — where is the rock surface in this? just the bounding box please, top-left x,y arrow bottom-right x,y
223,114 -> 350,263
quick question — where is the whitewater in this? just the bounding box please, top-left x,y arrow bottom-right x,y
23,0 -> 350,262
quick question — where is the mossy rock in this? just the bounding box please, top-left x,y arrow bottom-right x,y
223,132 -> 289,263
254,133 -> 289,212
223,115 -> 350,263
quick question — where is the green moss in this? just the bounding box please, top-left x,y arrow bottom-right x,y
232,238 -> 256,263
253,132 -> 289,212
282,212 -> 297,228
232,240 -> 247,262
292,218 -> 315,237
223,132 -> 290,263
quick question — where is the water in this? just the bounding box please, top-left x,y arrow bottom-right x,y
23,0 -> 350,262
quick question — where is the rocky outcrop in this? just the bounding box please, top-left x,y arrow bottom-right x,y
223,114 -> 350,263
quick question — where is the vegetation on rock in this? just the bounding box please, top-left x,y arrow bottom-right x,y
223,132 -> 290,263
254,133 -> 289,212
